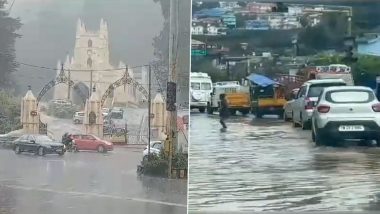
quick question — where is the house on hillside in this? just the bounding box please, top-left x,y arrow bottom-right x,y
246,2 -> 275,14
219,1 -> 240,10
191,23 -> 204,35
222,14 -> 237,28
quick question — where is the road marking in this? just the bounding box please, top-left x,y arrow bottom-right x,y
1,184 -> 186,208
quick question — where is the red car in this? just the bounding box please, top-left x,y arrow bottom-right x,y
70,134 -> 113,153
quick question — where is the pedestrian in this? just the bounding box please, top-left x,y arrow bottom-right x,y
219,93 -> 229,131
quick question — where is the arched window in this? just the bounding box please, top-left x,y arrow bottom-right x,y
87,57 -> 92,68
88,39 -> 93,47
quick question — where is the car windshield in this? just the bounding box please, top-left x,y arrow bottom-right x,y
35,136 -> 53,142
191,82 -> 200,90
326,89 -> 375,103
201,83 -> 211,90
307,83 -> 346,97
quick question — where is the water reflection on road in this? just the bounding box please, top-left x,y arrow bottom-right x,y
188,112 -> 380,212
0,147 -> 187,214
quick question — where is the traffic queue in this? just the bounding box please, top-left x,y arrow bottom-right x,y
191,64 -> 380,147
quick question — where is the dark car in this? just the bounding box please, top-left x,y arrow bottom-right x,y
13,134 -> 66,156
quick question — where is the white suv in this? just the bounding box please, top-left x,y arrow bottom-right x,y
292,79 -> 347,129
73,112 -> 85,124
312,86 -> 380,146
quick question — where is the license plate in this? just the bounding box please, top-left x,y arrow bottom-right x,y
56,149 -> 63,152
338,125 -> 365,132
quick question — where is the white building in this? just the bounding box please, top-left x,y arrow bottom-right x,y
191,24 -> 204,35
54,19 -> 139,107
219,1 -> 240,10
288,6 -> 304,15
206,25 -> 219,35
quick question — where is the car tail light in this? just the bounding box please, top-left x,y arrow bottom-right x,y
372,103 -> 380,112
304,98 -> 314,110
317,105 -> 330,113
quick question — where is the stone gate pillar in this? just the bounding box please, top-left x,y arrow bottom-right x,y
151,93 -> 167,140
84,87 -> 103,138
20,87 -> 39,134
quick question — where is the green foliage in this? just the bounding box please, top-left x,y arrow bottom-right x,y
142,153 -> 169,177
0,2 -> 22,89
191,57 -> 228,82
0,91 -> 21,134
298,13 -> 347,51
47,103 -> 80,119
172,152 -> 188,169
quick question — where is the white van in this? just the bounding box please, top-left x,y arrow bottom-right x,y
190,72 -> 213,113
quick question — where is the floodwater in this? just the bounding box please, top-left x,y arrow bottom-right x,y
188,112 -> 380,212
0,147 -> 187,214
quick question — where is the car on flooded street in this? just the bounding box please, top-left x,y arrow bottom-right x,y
292,79 -> 347,130
283,88 -> 299,121
312,86 -> 380,147
143,141 -> 163,161
70,134 -> 113,153
13,134 -> 66,156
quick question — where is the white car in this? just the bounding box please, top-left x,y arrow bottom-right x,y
283,88 -> 299,121
292,79 -> 347,130
143,141 -> 164,160
311,86 -> 380,147
73,111 -> 85,124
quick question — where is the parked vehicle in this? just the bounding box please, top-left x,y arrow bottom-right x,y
104,109 -> 126,130
283,88 -> 299,121
246,74 -> 286,118
143,141 -> 163,161
190,72 -> 213,113
207,81 -> 251,115
102,108 -> 110,117
311,86 -> 380,147
51,99 -> 72,106
302,64 -> 354,85
292,79 -> 347,130
0,132 -> 21,149
69,134 -> 113,153
13,134 -> 66,156
73,111 -> 85,124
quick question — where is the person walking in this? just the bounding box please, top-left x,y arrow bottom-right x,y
219,93 -> 229,131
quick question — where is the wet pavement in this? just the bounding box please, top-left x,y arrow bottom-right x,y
0,147 -> 187,213
188,112 -> 380,212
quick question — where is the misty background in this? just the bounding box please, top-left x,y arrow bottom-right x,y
6,0 -> 190,106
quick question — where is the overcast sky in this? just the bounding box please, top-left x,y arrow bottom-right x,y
9,0 -> 164,93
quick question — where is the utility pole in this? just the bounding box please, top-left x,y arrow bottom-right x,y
67,69 -> 71,100
147,64 -> 152,159
167,0 -> 178,179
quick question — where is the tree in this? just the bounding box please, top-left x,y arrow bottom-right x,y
298,12 -> 346,51
0,0 -> 22,89
237,1 -> 247,8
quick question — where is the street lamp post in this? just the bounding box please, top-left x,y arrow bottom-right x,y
147,64 -> 152,160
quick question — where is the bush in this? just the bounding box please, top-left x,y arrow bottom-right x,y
0,91 -> 21,134
173,152 -> 188,169
141,153 -> 168,177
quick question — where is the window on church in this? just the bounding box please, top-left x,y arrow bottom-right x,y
87,57 -> 92,68
88,39 -> 93,47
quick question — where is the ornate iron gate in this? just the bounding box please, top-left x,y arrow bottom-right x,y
39,119 -> 47,135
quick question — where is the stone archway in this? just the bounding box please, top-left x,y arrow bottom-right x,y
72,82 -> 89,106
101,72 -> 148,107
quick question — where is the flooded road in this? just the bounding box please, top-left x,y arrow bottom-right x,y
0,147 -> 186,214
188,112 -> 380,212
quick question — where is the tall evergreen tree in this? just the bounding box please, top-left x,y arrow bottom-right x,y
0,0 -> 22,89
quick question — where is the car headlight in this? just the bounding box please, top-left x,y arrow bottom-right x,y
63,145 -> 66,149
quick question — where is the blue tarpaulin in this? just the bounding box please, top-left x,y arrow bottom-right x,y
246,73 -> 278,87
